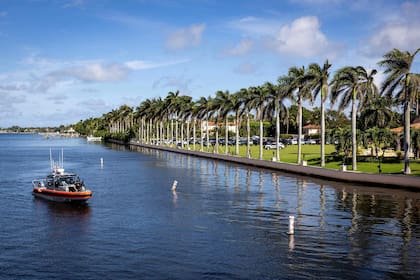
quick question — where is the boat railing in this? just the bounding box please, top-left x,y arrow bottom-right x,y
32,179 -> 45,188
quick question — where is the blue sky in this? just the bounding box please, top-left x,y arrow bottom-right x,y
0,0 -> 419,127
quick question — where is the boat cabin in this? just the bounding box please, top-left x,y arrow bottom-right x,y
45,173 -> 85,192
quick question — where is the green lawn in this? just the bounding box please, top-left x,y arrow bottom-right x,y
184,143 -> 420,176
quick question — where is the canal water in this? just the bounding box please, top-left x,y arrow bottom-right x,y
0,133 -> 418,279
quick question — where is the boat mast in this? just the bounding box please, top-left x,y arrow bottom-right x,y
50,148 -> 53,171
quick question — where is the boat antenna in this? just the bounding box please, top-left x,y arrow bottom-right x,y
61,148 -> 64,169
50,148 -> 53,171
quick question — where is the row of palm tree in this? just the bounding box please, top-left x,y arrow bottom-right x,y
75,48 -> 419,174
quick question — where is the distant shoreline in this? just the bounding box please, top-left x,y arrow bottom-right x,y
108,139 -> 420,191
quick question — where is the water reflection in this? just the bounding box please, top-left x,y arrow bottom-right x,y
115,146 -> 420,278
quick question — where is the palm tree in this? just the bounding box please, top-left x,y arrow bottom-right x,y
284,66 -> 311,164
330,66 -> 378,170
378,48 -> 420,174
263,81 -> 290,161
238,88 -> 253,158
306,60 -> 332,167
138,98 -> 153,143
214,90 -> 233,155
190,101 -> 201,151
196,96 -> 213,152
166,90 -> 181,145
178,95 -> 193,149
248,86 -> 271,160
359,96 -> 394,130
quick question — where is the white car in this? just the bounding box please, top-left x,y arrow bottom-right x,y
264,142 -> 285,149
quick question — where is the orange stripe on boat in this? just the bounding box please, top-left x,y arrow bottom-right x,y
33,187 -> 92,196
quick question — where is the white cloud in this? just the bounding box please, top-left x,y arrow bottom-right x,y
266,16 -> 334,58
124,59 -> 189,70
8,55 -> 190,93
363,2 -> 420,56
228,17 -> 281,36
227,16 -> 337,58
55,63 -> 129,82
367,22 -> 420,54
225,39 -> 253,56
165,24 -> 205,50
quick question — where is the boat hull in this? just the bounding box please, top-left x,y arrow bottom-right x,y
33,187 -> 92,203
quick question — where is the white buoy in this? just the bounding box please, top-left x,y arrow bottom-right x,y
100,157 -> 104,168
287,215 -> 295,235
171,180 -> 178,191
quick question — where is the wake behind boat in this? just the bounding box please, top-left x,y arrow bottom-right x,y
32,149 -> 92,203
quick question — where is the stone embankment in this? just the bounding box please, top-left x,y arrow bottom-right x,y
111,140 -> 420,191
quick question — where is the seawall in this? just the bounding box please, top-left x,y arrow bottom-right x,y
110,140 -> 420,191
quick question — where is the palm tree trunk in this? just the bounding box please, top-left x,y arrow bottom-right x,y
187,119 -> 190,150
193,118 -> 196,151
352,92 -> 357,170
275,95 -> 280,162
175,113 -> 179,145
259,109 -> 263,160
320,86 -> 326,167
297,96 -> 303,164
171,119 -> 174,145
200,119 -> 204,152
247,113 -> 251,158
235,111 -> 239,155
155,119 -> 159,144
404,94 -> 411,174
225,118 -> 228,154
160,120 -> 164,145
206,114 -> 210,152
181,121 -> 184,149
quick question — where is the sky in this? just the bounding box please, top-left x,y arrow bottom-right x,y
0,0 -> 419,127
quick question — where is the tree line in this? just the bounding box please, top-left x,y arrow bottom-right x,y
73,48 -> 420,174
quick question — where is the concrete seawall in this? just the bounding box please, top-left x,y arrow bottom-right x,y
112,140 -> 420,191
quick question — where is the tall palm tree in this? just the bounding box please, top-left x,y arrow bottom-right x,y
214,90 -> 233,155
178,95 -> 193,149
238,88 -> 253,158
138,98 -> 153,143
306,60 -> 332,167
378,48 -> 420,174
284,66 -> 311,164
166,90 -> 181,145
196,96 -> 213,152
248,86 -> 271,160
263,81 -> 290,161
330,66 -> 378,170
230,92 -> 243,156
190,101 -> 201,151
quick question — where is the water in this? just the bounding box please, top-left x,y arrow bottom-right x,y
0,134 -> 418,279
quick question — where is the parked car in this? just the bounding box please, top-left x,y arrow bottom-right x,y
285,138 -> 298,145
304,138 -> 317,144
264,142 -> 285,150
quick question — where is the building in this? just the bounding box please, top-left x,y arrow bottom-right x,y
303,124 -> 320,136
200,121 -> 237,135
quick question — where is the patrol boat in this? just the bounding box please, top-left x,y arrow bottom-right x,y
32,149 -> 92,203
